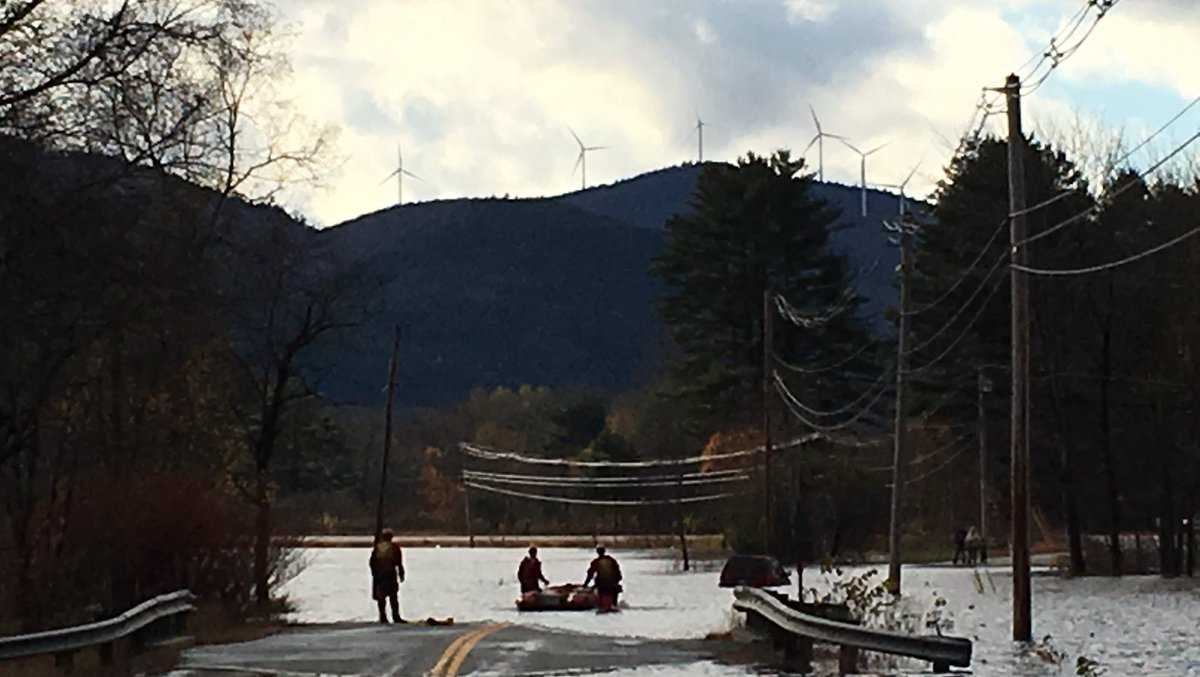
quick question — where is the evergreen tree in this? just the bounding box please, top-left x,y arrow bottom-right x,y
651,150 -> 865,433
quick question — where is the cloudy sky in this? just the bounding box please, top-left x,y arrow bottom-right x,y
273,0 -> 1200,227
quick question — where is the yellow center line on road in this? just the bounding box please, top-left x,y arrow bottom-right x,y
425,626 -> 483,677
425,622 -> 508,677
444,622 -> 509,677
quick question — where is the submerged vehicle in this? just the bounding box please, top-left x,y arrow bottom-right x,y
718,554 -> 791,588
516,584 -> 598,611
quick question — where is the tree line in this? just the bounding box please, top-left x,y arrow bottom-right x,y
0,0 -> 370,632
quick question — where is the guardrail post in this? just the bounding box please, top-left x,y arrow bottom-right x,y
838,644 -> 859,675
781,634 -> 813,673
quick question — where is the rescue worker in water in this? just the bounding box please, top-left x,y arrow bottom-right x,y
584,545 -> 623,611
517,546 -> 550,593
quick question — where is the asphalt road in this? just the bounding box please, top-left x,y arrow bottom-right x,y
165,621 -> 738,676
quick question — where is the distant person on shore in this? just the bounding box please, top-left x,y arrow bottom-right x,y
370,529 -> 406,623
965,526 -> 982,565
952,527 -> 968,565
518,546 -> 550,593
584,546 -> 623,612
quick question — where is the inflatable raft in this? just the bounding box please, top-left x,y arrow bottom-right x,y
516,584 -> 598,612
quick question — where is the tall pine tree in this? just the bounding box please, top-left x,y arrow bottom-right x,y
651,151 -> 866,434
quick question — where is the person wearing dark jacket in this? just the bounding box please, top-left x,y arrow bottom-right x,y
584,546 -> 623,611
369,529 -> 405,623
517,546 -> 550,593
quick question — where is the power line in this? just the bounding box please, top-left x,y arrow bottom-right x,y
903,220 -> 1007,317
774,372 -> 891,433
905,269 -> 1008,376
1013,224 -> 1200,277
461,470 -> 752,489
773,340 -> 881,375
1012,110 -> 1200,224
1020,0 -> 1120,97
773,366 -> 894,418
461,467 -> 752,484
904,251 -> 1009,355
864,432 -> 974,473
889,445 -> 972,487
458,434 -> 825,468
462,481 -> 744,507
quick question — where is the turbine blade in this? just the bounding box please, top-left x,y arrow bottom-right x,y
837,137 -> 861,155
809,104 -> 820,133
572,151 -> 584,175
864,142 -> 890,156
401,169 -> 425,182
568,126 -> 583,149
380,168 -> 400,185
901,161 -> 922,187
586,145 -> 608,151
803,135 -> 820,153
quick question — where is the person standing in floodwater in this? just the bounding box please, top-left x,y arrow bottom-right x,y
518,545 -> 550,593
584,545 -> 623,611
370,529 -> 406,623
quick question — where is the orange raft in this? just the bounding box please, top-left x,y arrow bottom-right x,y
516,584 -> 598,612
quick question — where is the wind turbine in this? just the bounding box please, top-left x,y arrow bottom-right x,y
873,162 -> 923,216
380,144 -> 424,205
695,114 -> 705,163
838,138 -> 889,217
803,105 -> 843,182
569,127 -> 606,191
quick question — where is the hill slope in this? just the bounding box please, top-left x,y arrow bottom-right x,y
320,164 -> 909,406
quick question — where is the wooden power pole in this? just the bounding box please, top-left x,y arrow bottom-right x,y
762,287 -> 775,555
375,326 -> 401,539
1005,73 -> 1033,642
978,368 -> 992,564
888,224 -> 912,594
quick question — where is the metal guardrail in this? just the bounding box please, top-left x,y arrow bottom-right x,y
733,586 -> 971,673
0,589 -> 196,661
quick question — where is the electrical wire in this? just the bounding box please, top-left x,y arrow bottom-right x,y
904,251 -> 1009,355
773,340 -> 880,375
458,434 -> 825,468
1021,0 -> 1120,97
863,432 -> 975,473
773,367 -> 894,418
461,467 -> 753,484
1013,224 -> 1200,277
774,289 -> 855,329
774,372 -> 891,433
462,481 -> 744,507
1017,128 -> 1200,247
903,220 -> 1007,317
905,269 -> 1008,376
890,446 -> 972,487
461,471 -> 752,490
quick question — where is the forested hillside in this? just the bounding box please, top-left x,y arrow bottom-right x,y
320,164 -> 905,407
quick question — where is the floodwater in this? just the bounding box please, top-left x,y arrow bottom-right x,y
282,547 -> 1200,676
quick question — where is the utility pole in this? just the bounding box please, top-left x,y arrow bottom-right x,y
463,483 -> 475,548
888,223 -> 913,595
375,326 -> 401,539
978,369 -> 993,564
763,287 -> 775,555
1005,73 -> 1033,642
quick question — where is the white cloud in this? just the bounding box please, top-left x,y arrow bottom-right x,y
271,0 -> 1193,226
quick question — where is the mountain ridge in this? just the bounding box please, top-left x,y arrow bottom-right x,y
317,163 -> 910,407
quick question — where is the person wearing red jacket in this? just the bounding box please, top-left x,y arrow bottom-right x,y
518,546 -> 550,593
